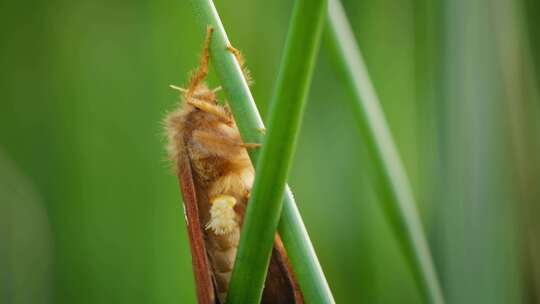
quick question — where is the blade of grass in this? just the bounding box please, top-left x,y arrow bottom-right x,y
434,0 -> 523,301
189,0 -> 334,303
432,0 -> 526,303
325,1 -> 444,303
492,0 -> 540,301
226,0 -> 327,301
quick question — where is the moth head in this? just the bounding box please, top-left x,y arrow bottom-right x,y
189,84 -> 218,105
183,84 -> 232,124
170,83 -> 220,105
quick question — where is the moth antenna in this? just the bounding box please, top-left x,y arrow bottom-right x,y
170,85 -> 188,93
187,26 -> 214,97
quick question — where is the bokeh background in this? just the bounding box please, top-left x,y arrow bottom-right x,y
1,0 -> 539,303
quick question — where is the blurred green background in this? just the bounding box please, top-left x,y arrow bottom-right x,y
1,0 -> 539,303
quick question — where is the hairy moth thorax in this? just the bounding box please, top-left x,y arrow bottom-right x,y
165,26 -> 302,304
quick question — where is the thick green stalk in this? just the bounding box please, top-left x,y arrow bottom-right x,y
227,0 -> 328,302
325,1 -> 444,303
189,0 -> 334,303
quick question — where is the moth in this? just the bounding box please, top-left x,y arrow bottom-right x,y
165,26 -> 303,304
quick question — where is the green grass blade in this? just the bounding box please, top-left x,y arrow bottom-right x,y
189,0 -> 334,303
277,185 -> 334,303
226,0 -> 328,302
432,0 -> 527,303
326,1 -> 444,303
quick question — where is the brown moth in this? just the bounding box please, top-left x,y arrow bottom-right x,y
165,26 -> 303,304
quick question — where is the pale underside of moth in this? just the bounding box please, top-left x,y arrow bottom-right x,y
165,27 -> 303,304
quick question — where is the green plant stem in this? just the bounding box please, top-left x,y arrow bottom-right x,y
325,1 -> 444,303
227,0 -> 328,302
189,0 -> 334,303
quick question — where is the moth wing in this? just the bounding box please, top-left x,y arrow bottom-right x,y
262,235 -> 305,303
177,151 -> 218,304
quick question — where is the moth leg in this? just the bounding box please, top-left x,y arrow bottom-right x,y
240,143 -> 261,149
226,45 -> 245,67
188,98 -> 232,123
187,26 -> 214,97
226,44 -> 253,85
191,129 -> 244,158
